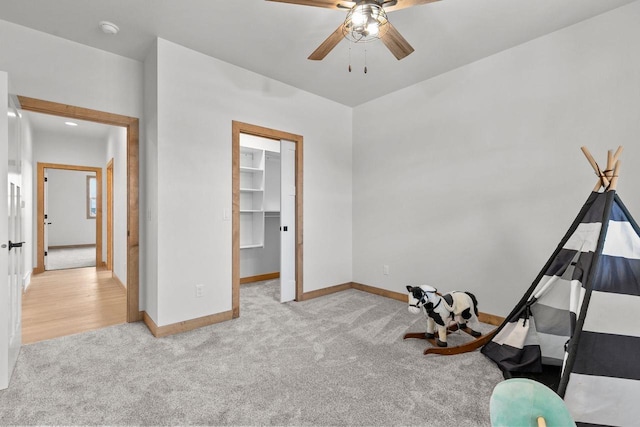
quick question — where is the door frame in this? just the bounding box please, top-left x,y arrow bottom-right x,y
37,163 -> 103,271
232,121 -> 303,318
19,96 -> 141,323
106,158 -> 113,272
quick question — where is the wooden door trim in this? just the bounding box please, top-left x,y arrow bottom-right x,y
37,163 -> 103,273
106,158 -> 114,272
232,121 -> 303,318
20,96 -> 141,323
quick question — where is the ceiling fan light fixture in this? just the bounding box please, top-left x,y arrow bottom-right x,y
366,22 -> 379,36
343,3 -> 388,43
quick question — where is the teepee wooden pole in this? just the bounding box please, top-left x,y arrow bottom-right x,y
581,146 -> 609,190
605,146 -> 624,190
606,150 -> 614,178
608,159 -> 621,191
613,146 -> 624,164
592,181 -> 602,192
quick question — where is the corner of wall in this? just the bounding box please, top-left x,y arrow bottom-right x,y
142,38 -> 159,320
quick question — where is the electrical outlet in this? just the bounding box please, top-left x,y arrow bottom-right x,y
383,265 -> 389,275
195,284 -> 204,298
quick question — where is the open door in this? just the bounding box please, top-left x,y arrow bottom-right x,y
1,73 -> 23,390
280,140 -> 296,303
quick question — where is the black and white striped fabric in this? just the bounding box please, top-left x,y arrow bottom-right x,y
482,191 -> 640,427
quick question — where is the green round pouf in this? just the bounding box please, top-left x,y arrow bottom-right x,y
490,378 -> 576,427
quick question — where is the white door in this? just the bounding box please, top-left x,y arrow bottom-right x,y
280,140 -> 296,303
1,73 -> 22,390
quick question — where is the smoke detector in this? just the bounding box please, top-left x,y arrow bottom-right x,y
99,21 -> 120,35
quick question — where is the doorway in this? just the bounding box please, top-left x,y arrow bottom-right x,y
232,121 -> 303,318
38,164 -> 102,271
19,96 -> 141,323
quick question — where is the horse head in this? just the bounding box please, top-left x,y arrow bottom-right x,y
406,285 -> 438,314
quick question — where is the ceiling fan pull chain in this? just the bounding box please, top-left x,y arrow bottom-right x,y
364,46 -> 368,74
348,42 -> 352,72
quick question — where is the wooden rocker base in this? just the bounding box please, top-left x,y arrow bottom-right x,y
404,325 -> 498,355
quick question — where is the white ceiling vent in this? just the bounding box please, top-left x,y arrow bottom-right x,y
99,21 -> 119,35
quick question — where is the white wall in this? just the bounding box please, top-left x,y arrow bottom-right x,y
32,131 -> 107,167
143,40 -> 159,322
152,39 -> 353,326
0,20 -> 141,118
0,19 -> 144,306
46,169 -> 96,247
105,126 -> 128,286
352,1 -> 640,317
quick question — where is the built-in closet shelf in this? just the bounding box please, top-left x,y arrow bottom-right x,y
240,145 -> 266,249
240,166 -> 264,173
240,244 -> 264,249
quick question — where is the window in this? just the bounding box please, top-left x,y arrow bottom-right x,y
86,175 -> 97,219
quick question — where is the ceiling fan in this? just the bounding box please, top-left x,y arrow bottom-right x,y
266,0 -> 440,60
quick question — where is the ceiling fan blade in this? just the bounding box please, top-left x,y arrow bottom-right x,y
308,23 -> 346,60
381,22 -> 414,60
266,0 -> 355,10
383,0 -> 440,13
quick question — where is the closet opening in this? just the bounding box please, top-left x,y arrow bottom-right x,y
231,121 -> 303,318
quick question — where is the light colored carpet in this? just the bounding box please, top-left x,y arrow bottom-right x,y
47,246 -> 96,271
0,280 -> 503,425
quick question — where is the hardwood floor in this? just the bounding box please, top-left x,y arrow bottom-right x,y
22,267 -> 126,344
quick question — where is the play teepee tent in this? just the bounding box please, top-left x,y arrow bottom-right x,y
482,147 -> 640,427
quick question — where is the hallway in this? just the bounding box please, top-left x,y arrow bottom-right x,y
22,267 -> 126,344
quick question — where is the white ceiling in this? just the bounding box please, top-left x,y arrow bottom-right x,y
0,0 -> 634,107
24,111 -> 116,140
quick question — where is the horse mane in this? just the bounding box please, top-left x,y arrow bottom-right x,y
464,291 -> 479,316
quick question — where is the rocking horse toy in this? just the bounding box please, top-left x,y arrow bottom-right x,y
404,285 -> 496,355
